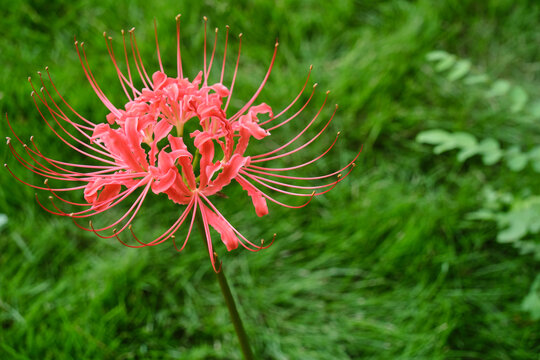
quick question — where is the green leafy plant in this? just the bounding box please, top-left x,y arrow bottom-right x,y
426,50 -> 530,114
418,50 -> 540,320
417,130 -> 540,171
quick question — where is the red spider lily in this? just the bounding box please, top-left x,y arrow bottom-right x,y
6,16 -> 360,272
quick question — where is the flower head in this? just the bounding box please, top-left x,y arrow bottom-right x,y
6,16 -> 360,271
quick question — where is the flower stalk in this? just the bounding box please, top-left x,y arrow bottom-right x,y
195,213 -> 255,360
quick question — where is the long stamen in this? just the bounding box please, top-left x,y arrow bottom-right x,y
199,193 -> 273,251
121,29 -> 137,98
68,176 -> 150,218
240,163 -> 355,197
33,74 -> 94,132
153,19 -> 164,73
203,16 -> 208,85
29,136 -> 125,171
30,94 -> 117,165
236,174 -> 315,209
172,198 -> 198,251
75,41 -> 122,117
205,27 -> 219,84
123,197 -> 196,247
260,65 -> 314,126
83,180 -> 152,238
264,83 -> 317,132
228,39 -> 279,121
248,146 -> 362,173
127,28 -> 151,89
129,28 -> 153,87
10,140 -> 120,184
197,195 -> 221,273
30,92 -> 119,166
176,14 -> 183,79
103,33 -> 134,101
224,33 -> 242,111
7,139 -> 71,180
44,174 -> 143,208
33,86 -> 118,160
220,25 -> 230,84
5,164 -> 86,192
252,104 -> 338,163
251,93 -> 331,161
118,197 -> 195,248
44,67 -> 98,128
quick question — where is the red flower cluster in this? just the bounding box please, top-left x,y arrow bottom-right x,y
6,16 -> 359,271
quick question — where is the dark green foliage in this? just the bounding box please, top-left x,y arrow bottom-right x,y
1,1 -> 539,359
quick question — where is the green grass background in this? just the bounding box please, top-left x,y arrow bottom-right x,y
1,0 -> 539,359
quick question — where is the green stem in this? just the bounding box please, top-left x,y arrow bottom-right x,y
195,214 -> 255,360
192,149 -> 201,170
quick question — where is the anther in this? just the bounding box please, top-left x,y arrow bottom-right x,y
103,32 -> 107,37
313,83 -> 318,88
337,131 -> 341,135
128,224 -> 133,230
27,76 -> 31,82
335,104 -> 339,109
37,71 -> 41,76
175,14 -> 181,21
30,91 -> 35,96
45,66 -> 49,70
23,144 -> 28,148
40,87 -> 44,92
48,196 -> 53,200
121,29 -> 125,35
352,163 -> 356,167
215,27 -> 218,33
129,27 -> 135,32
68,213 -> 73,217
203,16 -> 208,22
337,174 -> 342,179
113,228 -> 117,233
239,33 -> 243,38
309,64 -> 313,70
226,25 -> 230,29
44,179 -> 49,185
30,136 -> 34,141
171,235 -> 176,239
108,36 -> 112,41
326,90 -> 331,95
74,40 -> 78,45
89,220 -> 93,226
81,42 -> 85,46
3,164 -> 7,168
6,137 -> 10,144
